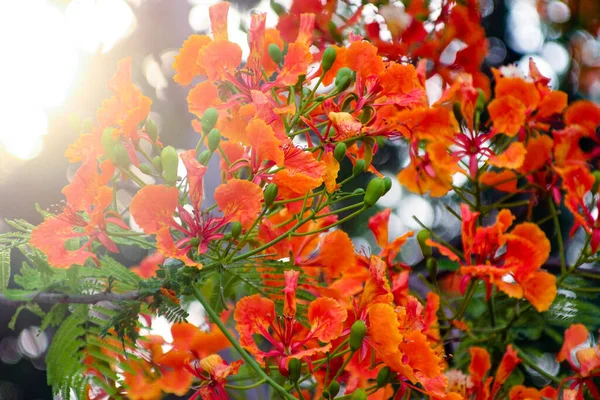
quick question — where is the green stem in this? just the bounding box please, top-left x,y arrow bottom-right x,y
192,286 -> 296,400
548,197 -> 566,274
225,378 -> 266,390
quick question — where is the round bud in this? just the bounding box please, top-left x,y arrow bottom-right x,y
376,366 -> 392,388
426,257 -> 438,277
152,156 -> 163,174
190,237 -> 200,248
197,149 -> 212,166
321,47 -> 337,73
335,67 -> 353,91
230,221 -> 242,239
268,43 -> 283,65
263,183 -> 279,208
352,159 -> 365,176
416,230 -> 432,258
271,1 -> 285,15
113,144 -> 131,168
333,142 -> 347,163
145,119 -> 158,142
207,128 -> 221,152
382,176 -> 392,194
349,320 -> 367,352
353,188 -> 365,195
288,358 -> 301,382
161,146 -> 179,185
351,388 -> 367,400
138,163 -> 153,176
363,178 -> 385,208
328,381 -> 340,397
592,171 -> 600,194
101,127 -> 118,159
201,108 -> 219,134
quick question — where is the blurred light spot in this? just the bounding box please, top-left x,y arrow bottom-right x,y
143,55 -> 169,100
378,174 -> 402,208
485,37 -> 507,66
0,109 -> 47,160
425,74 -> 443,105
398,237 -> 423,266
439,39 -> 468,66
0,337 -> 22,365
546,1 -> 570,24
160,50 -> 178,77
351,236 -> 370,254
518,55 -> 558,89
580,38 -> 600,67
507,2 -> 543,54
398,195 -> 434,229
452,171 -> 468,187
66,0 -> 136,54
185,301 -> 206,327
17,326 -> 48,359
480,0 -> 494,17
541,41 -> 570,75
387,211 -> 409,239
189,4 -> 212,32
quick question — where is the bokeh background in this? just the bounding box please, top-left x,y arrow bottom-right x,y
0,0 -> 598,398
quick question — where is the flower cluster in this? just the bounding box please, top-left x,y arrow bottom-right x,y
2,1 -> 600,400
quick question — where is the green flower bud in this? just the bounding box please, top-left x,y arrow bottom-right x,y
264,183 -> 279,208
349,320 -> 367,351
161,146 -> 179,185
335,67 -> 353,91
321,47 -> 337,73
327,381 -> 340,397
351,388 -> 367,400
101,127 -> 118,159
145,119 -> 158,142
201,108 -> 219,134
353,188 -> 365,195
268,43 -> 283,65
230,221 -> 242,239
416,230 -> 432,258
352,159 -> 365,176
152,156 -> 163,174
376,366 -> 392,388
288,358 -> 301,382
207,128 -> 221,152
112,144 -> 130,168
270,0 -> 285,15
138,163 -> 153,176
382,176 -> 392,194
363,178 -> 385,208
592,171 -> 600,194
475,88 -> 486,111
190,237 -> 200,248
197,149 -> 212,166
333,142 -> 347,163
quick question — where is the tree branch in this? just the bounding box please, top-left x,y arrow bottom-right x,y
0,291 -> 143,307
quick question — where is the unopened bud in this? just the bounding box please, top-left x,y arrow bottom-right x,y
349,320 -> 367,351
201,108 -> 219,134
376,366 -> 392,388
351,388 -> 367,400
417,230 -> 432,258
113,144 -> 131,168
230,221 -> 242,239
101,127 -> 118,159
207,128 -> 221,152
161,146 -> 179,185
321,47 -> 337,73
363,178 -> 385,208
352,160 -> 365,176
145,119 -> 158,142
197,149 -> 212,166
138,163 -> 153,176
382,176 -> 392,194
327,381 -> 340,398
263,183 -> 279,208
152,156 -> 163,174
268,43 -> 283,65
335,67 -> 353,91
333,142 -> 347,163
288,358 -> 301,382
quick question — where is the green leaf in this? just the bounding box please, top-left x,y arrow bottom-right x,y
0,247 -> 10,292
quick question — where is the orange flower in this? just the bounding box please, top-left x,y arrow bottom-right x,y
186,355 -> 243,400
367,209 -> 414,267
234,270 -> 347,370
214,179 -> 263,229
429,204 -> 557,312
30,158 -> 127,268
